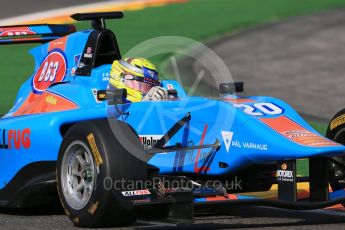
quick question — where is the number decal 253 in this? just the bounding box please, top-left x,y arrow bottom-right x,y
233,103 -> 283,116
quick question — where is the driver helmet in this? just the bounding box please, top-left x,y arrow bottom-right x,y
109,57 -> 160,102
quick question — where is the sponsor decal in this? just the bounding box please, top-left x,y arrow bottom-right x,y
241,142 -> 268,151
70,67 -> 76,76
121,189 -> 151,197
281,163 -> 288,170
276,130 -> 335,146
45,95 -> 57,105
88,201 -> 99,215
147,70 -> 155,77
260,116 -> 338,147
102,73 -> 110,82
283,130 -> 313,138
32,50 -> 67,94
186,142 -> 196,162
221,131 -> 268,153
221,131 -> 233,153
277,163 -> 294,182
233,102 -> 284,116
49,39 -> 66,50
78,62 -> 85,68
143,67 -> 158,80
186,143 -> 215,165
139,135 -> 163,149
198,151 -> 213,163
231,140 -> 268,151
0,27 -> 36,37
124,75 -> 134,80
277,170 -> 294,182
281,130 -> 335,146
330,114 -> 345,130
194,124 -> 210,173
0,128 -> 31,149
192,151 -> 213,163
167,84 -> 174,90
84,53 -> 93,58
13,92 -> 79,117
91,89 -> 102,103
74,54 -> 81,66
87,133 -> 103,166
84,47 -> 93,58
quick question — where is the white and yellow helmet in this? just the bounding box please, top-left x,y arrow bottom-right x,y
110,57 -> 160,102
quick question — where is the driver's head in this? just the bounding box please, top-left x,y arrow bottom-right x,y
110,57 -> 160,102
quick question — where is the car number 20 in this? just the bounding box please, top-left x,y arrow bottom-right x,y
233,102 -> 283,116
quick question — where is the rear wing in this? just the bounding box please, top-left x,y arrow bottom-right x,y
0,11 -> 123,45
0,24 -> 76,45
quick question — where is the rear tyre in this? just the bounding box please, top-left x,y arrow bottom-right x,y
57,119 -> 148,227
326,109 -> 345,191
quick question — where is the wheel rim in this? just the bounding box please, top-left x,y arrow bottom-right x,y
61,140 -> 96,210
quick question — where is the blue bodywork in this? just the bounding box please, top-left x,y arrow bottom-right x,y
1,26 -> 345,193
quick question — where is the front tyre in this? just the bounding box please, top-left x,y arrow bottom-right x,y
57,119 -> 146,227
326,108 -> 345,191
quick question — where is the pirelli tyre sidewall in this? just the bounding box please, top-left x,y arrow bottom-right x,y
327,108 -> 345,192
57,119 -> 147,227
327,108 -> 345,141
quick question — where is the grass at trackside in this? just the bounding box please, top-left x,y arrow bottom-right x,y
309,121 -> 328,135
1,0 -> 345,113
297,159 -> 309,177
298,122 -> 329,176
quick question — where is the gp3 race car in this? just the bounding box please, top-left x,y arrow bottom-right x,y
1,11 -> 345,228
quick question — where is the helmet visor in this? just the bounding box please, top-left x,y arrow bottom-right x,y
123,79 -> 153,94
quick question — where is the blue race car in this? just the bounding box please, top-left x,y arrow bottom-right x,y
1,11 -> 345,228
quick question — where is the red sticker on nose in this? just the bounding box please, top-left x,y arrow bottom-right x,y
32,50 -> 67,94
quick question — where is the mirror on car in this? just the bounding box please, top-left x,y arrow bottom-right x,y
219,82 -> 244,94
97,88 -> 127,105
167,89 -> 178,99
